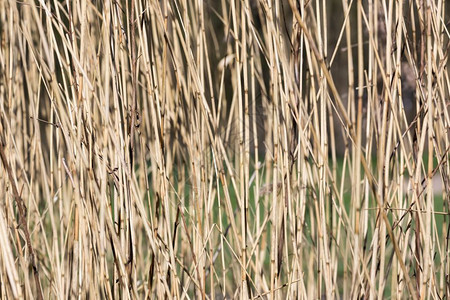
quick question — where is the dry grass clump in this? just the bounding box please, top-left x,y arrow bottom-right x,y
0,0 -> 449,299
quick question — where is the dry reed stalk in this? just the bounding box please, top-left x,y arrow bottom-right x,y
0,0 -> 448,299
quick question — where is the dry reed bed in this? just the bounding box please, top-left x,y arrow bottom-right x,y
0,0 -> 449,299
